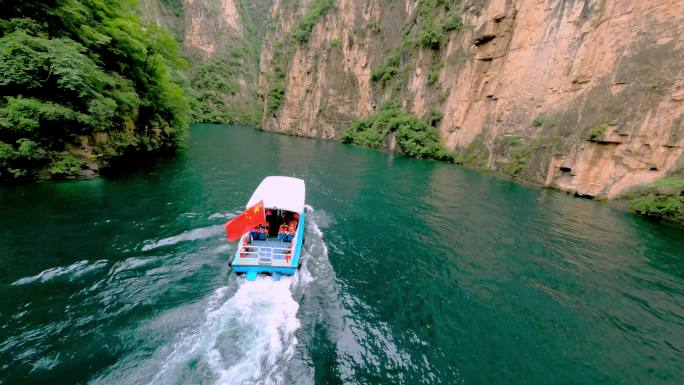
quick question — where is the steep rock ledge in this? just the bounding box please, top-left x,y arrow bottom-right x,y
259,0 -> 684,199
140,0 -> 271,124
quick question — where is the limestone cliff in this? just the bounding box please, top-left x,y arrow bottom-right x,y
140,0 -> 271,124
259,0 -> 684,199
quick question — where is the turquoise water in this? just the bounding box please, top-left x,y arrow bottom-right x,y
0,124 -> 682,385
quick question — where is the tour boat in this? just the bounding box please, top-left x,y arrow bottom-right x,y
227,176 -> 306,281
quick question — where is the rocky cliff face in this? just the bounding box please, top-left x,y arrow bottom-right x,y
140,0 -> 271,124
259,0 -> 684,198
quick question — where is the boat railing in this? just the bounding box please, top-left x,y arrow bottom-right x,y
237,238 -> 294,266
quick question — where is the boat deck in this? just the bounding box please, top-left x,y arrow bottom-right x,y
251,239 -> 290,248
232,237 -> 294,268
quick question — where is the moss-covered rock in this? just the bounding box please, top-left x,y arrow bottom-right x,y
341,102 -> 458,162
623,178 -> 684,224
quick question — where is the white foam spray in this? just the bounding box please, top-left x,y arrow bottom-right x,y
91,208 -> 330,385
142,276 -> 300,385
142,225 -> 225,251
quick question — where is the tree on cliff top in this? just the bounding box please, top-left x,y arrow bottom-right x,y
0,0 -> 190,182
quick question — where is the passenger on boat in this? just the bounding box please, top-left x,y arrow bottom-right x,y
278,224 -> 290,241
250,224 -> 269,241
259,224 -> 269,240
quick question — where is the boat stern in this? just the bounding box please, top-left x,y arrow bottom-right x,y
230,209 -> 305,281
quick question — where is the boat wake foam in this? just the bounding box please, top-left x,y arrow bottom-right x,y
208,212 -> 237,220
92,276 -> 301,385
91,208 -> 334,385
155,277 -> 300,385
141,225 -> 225,251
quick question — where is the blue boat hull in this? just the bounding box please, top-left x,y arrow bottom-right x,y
231,209 -> 305,281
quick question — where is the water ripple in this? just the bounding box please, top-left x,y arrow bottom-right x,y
11,259 -> 108,286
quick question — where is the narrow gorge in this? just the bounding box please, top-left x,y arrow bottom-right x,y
258,0 -> 684,206
2,2 -> 684,384
140,0 -> 273,125
1,0 -> 682,222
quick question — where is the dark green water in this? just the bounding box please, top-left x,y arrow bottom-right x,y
1,124 -> 682,385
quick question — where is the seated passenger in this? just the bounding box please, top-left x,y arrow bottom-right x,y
258,226 -> 268,240
278,224 -> 289,241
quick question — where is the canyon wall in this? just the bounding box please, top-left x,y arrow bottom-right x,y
259,0 -> 684,198
140,0 -> 271,124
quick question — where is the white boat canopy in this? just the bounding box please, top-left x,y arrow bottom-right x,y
246,176 -> 306,213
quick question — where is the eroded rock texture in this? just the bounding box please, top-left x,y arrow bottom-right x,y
140,0 -> 271,123
260,0 -> 684,198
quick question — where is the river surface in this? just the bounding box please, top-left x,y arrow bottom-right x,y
0,124 -> 682,385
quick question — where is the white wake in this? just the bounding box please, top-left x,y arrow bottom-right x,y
90,209 -> 327,385
141,225 -> 226,251
151,277 -> 300,385
91,275 -> 303,385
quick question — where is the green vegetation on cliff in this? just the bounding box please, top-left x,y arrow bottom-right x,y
187,50 -> 261,125
155,0 -> 263,126
341,102 -> 458,162
371,50 -> 400,84
267,44 -> 289,114
188,58 -> 239,123
625,177 -> 684,224
265,0 -> 334,114
291,0 -> 334,45
371,0 -> 464,85
501,135 -> 528,177
0,0 -> 189,183
588,123 -> 608,141
243,0 -> 275,39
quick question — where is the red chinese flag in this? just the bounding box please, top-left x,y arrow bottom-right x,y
224,200 -> 267,242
